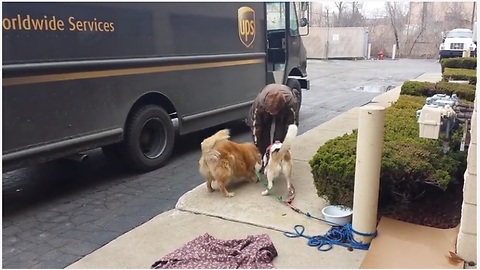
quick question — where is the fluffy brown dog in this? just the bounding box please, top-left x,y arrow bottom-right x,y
199,129 -> 261,197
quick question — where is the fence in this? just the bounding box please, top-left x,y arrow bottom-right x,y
302,26 -> 370,59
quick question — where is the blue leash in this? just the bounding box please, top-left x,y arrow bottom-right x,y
254,169 -> 378,252
284,224 -> 377,252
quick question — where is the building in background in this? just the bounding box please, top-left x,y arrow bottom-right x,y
409,2 -> 476,31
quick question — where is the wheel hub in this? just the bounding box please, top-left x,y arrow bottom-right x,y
139,118 -> 167,159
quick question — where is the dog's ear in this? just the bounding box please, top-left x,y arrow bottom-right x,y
200,129 -> 230,152
216,129 -> 231,140
200,141 -> 208,152
200,137 -> 215,152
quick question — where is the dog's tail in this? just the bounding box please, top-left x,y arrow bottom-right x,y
277,124 -> 298,158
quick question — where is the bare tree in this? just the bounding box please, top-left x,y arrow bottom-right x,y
309,11 -> 322,27
331,1 -> 365,27
444,2 -> 471,29
348,2 -> 364,26
404,2 -> 428,57
385,2 -> 404,52
309,2 -> 323,27
334,2 -> 347,27
324,5 -> 332,27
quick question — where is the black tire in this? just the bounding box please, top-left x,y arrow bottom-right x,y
120,105 -> 175,172
287,78 -> 302,111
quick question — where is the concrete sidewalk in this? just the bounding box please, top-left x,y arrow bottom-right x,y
68,72 -> 442,269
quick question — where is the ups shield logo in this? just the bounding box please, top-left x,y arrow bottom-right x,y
238,6 -> 255,48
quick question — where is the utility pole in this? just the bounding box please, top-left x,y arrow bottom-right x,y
326,8 -> 330,60
472,1 -> 476,25
326,8 -> 330,27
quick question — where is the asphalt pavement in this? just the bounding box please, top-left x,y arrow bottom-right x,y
2,59 -> 440,269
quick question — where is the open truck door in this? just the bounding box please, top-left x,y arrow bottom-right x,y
265,1 -> 310,110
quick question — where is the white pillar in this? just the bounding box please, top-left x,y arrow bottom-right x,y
462,49 -> 470,57
367,43 -> 372,60
352,105 -> 385,244
392,44 -> 397,60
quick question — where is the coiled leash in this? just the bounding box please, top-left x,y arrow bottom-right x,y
254,170 -> 378,252
284,224 -> 376,252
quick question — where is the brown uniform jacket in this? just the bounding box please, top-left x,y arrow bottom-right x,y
247,84 -> 299,155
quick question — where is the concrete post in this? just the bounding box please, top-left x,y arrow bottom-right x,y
352,105 -> 385,244
392,44 -> 397,60
462,49 -> 471,57
367,43 -> 372,60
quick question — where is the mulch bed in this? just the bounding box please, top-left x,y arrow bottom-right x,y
378,182 -> 464,229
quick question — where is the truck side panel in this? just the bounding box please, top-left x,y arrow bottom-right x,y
2,2 -> 267,169
3,2 -> 266,62
3,58 -> 265,152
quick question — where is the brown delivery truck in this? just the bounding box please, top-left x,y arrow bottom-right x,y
2,2 -> 310,172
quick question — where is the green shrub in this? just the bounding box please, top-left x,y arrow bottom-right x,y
440,57 -> 477,73
400,80 -> 476,101
400,81 -> 435,96
309,95 -> 467,208
435,81 -> 476,102
442,68 -> 477,85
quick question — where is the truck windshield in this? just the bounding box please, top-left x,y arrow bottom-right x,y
447,31 -> 473,38
266,2 -> 286,30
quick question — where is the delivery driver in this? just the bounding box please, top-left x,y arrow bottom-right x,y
248,83 -> 300,158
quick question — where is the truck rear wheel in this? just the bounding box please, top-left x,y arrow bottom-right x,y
287,78 -> 302,110
121,105 -> 175,172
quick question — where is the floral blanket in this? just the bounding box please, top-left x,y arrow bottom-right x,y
151,233 -> 278,269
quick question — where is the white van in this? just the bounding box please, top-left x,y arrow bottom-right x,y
439,28 -> 476,60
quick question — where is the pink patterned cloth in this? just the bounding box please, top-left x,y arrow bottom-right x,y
151,233 -> 278,269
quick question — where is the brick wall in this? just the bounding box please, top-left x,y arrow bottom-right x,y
456,95 -> 477,262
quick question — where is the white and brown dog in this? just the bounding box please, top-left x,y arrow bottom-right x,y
261,124 -> 298,196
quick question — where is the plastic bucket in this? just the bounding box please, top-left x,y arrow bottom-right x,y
321,205 -> 353,226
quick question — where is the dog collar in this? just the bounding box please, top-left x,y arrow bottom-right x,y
263,141 -> 283,167
269,141 -> 282,152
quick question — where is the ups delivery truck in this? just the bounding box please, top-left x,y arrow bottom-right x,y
3,2 -> 310,172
